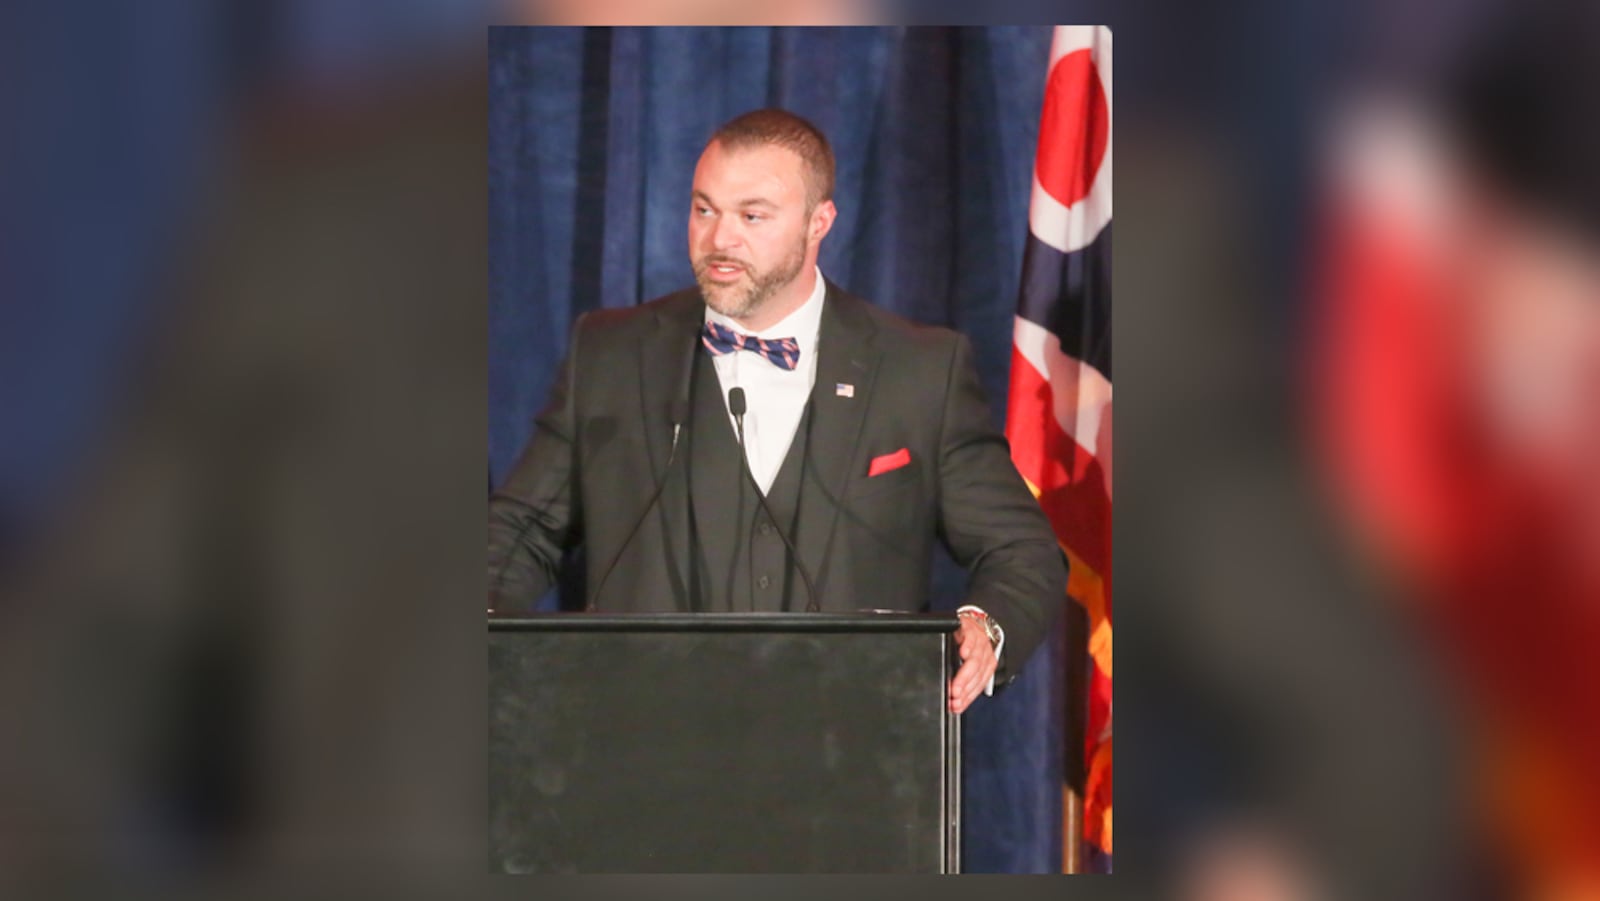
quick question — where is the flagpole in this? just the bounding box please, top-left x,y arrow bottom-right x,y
1064,788 -> 1082,873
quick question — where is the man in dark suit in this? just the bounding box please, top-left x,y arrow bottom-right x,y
488,108 -> 1066,714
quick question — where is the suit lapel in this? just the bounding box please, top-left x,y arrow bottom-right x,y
794,283 -> 881,604
636,291 -> 702,609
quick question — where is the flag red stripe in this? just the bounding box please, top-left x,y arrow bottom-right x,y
1089,659 -> 1112,750
1006,346 -> 1112,581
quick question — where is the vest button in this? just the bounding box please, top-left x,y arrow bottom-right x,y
757,575 -> 771,589
758,522 -> 772,536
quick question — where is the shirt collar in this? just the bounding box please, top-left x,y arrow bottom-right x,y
704,266 -> 827,352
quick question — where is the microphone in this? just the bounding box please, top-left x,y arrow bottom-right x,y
728,387 -> 819,613
588,396 -> 690,612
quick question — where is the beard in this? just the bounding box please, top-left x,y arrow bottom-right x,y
694,238 -> 807,321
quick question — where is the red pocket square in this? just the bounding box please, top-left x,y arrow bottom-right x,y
868,447 -> 912,477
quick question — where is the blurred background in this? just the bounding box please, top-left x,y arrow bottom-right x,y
1,0 -> 1597,895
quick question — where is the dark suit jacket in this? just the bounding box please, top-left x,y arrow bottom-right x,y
488,281 -> 1067,687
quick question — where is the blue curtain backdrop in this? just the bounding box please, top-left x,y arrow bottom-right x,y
488,25 -> 1062,873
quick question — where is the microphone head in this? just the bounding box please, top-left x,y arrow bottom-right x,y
728,386 -> 747,418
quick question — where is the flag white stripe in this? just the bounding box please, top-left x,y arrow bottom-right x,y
1013,315 -> 1114,499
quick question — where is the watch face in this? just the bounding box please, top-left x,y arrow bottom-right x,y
960,610 -> 1001,645
960,610 -> 998,639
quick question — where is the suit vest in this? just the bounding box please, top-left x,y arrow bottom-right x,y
685,349 -> 814,613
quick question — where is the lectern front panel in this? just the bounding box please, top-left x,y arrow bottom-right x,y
488,614 -> 959,873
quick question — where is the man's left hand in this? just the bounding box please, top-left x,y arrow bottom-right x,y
949,614 -> 997,714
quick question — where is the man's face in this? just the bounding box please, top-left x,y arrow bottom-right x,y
688,140 -> 827,324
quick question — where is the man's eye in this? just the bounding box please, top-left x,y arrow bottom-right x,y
695,206 -> 712,216
743,213 -> 763,223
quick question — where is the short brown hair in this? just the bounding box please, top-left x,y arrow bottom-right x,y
709,108 -> 836,210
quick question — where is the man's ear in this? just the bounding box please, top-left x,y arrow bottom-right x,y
809,199 -> 837,244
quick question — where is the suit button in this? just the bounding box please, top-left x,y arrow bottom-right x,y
757,575 -> 771,589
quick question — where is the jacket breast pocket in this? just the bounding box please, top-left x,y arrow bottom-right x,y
848,457 -> 922,502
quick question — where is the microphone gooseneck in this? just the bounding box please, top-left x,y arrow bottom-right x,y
588,403 -> 687,612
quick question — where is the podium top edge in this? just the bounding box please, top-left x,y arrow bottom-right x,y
487,612 -> 962,633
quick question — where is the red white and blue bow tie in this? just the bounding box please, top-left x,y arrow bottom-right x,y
701,320 -> 800,371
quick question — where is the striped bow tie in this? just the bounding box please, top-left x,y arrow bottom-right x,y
701,320 -> 800,371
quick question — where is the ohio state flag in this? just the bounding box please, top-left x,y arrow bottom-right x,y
1005,24 -> 1113,872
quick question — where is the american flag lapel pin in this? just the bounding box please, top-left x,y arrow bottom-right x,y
835,383 -> 854,398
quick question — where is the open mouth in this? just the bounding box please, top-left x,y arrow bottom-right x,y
703,261 -> 747,281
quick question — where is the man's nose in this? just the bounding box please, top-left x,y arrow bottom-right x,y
709,216 -> 742,251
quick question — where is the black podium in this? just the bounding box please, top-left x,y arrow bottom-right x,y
488,612 -> 961,873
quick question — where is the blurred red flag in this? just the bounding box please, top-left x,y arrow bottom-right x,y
1310,102 -> 1600,895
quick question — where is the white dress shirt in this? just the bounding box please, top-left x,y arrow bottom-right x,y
704,265 -> 826,495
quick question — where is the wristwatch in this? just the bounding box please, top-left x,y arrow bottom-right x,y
958,607 -> 1003,648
